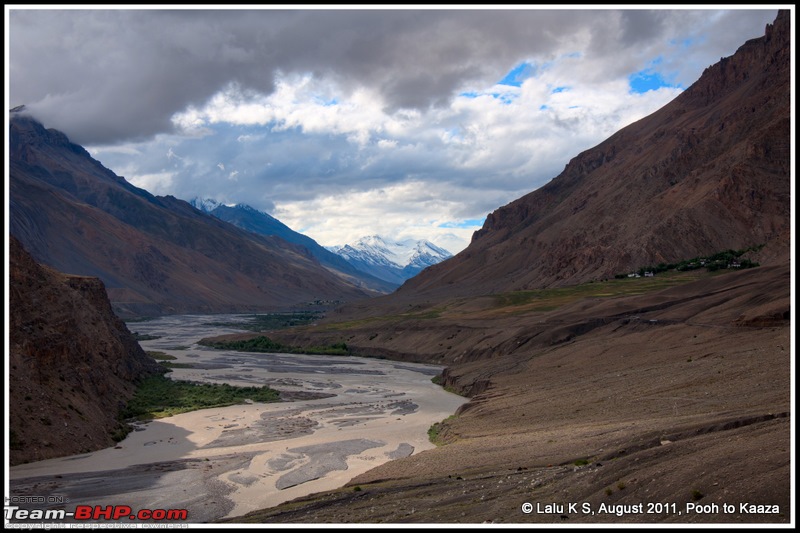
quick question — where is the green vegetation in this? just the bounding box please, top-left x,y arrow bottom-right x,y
146,351 -> 193,371
428,415 -> 457,445
615,246 -> 762,279
159,361 -> 195,370
431,375 -> 461,395
110,424 -> 131,443
199,336 -> 350,356
203,312 -> 324,332
691,489 -> 705,501
492,272 -> 696,313
121,374 -> 280,420
147,351 -> 176,361
573,458 -> 590,466
132,332 -> 161,341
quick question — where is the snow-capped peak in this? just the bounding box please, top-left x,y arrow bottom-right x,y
189,197 -> 224,213
331,235 -> 452,270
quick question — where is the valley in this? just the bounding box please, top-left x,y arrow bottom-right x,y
6,8 -> 791,527
224,264 -> 790,524
9,314 -> 467,522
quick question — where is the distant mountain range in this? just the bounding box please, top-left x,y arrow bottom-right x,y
327,235 -> 453,286
9,10 -> 788,319
190,199 -> 453,288
8,116 -> 376,316
190,199 -> 397,293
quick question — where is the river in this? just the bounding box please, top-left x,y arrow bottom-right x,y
9,314 -> 467,523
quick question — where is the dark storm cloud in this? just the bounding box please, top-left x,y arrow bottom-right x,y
10,7 -> 776,146
8,7 -> 781,251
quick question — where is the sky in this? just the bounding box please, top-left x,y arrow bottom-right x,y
5,6 -> 785,253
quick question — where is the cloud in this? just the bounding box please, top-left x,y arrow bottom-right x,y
9,8 -> 777,145
8,7 -> 780,252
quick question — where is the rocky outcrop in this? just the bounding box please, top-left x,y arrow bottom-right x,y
9,236 -> 163,465
400,10 -> 790,299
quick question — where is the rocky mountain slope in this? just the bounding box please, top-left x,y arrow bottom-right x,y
9,236 -> 163,465
9,117 -> 373,317
233,263 -> 790,524
190,199 -> 396,294
397,9 -> 790,301
216,10 -> 791,525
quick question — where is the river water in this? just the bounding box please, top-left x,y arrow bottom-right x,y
9,314 -> 467,522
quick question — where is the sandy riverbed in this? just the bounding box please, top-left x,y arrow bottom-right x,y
9,315 -> 467,523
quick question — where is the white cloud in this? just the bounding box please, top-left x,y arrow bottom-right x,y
126,172 -> 175,196
10,8 -> 780,254
85,58 -> 689,253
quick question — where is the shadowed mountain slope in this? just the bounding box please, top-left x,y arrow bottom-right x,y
9,236 -> 163,465
9,116 -> 372,317
194,201 -> 396,294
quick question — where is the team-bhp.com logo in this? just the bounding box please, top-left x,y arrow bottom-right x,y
5,504 -> 188,522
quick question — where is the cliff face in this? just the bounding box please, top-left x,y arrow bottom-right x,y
399,10 -> 790,299
9,236 -> 163,465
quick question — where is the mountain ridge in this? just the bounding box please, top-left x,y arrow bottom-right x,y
189,198 -> 396,294
9,116 -> 373,317
225,12 -> 790,523
328,235 -> 453,286
395,10 -> 789,301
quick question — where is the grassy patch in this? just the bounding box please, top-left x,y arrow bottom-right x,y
146,351 -> 177,361
203,312 -> 324,332
132,332 -> 161,341
428,415 -> 457,445
431,375 -> 462,395
617,245 -> 763,278
491,270 -> 710,314
126,316 -> 156,323
199,336 -> 350,356
159,361 -> 195,370
121,375 -> 280,420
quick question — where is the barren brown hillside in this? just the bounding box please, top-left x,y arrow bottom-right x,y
9,236 -> 163,465
396,10 -> 789,299
9,116 -> 372,317
223,262 -> 790,525
218,10 -> 791,525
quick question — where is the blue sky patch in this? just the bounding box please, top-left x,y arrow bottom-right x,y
629,70 -> 681,94
439,218 -> 486,229
314,97 -> 339,107
499,62 -> 536,87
